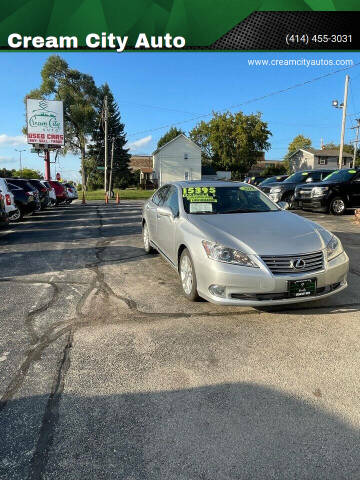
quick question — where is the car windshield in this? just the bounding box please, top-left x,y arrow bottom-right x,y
182,185 -> 279,214
322,169 -> 358,182
283,172 -> 311,183
258,176 -> 284,186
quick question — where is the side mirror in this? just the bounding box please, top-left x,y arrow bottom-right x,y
157,206 -> 173,217
278,201 -> 289,210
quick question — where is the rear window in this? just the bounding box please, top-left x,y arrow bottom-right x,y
6,179 -> 35,190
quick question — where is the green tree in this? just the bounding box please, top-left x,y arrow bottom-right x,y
261,164 -> 287,176
13,168 -> 42,179
157,127 -> 185,149
189,111 -> 271,176
86,83 -> 131,190
24,55 -> 98,189
0,168 -> 16,178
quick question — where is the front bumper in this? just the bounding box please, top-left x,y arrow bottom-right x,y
195,251 -> 349,306
297,197 -> 329,212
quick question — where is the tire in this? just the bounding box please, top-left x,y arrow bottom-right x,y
179,249 -> 199,302
330,196 -> 346,215
283,192 -> 295,209
142,222 -> 154,254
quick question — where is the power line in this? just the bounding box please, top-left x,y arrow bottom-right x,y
127,61 -> 360,139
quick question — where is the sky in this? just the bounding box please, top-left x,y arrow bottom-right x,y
1,51 -> 360,182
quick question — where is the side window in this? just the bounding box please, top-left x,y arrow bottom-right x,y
152,185 -> 169,206
310,173 -> 321,182
164,186 -> 179,216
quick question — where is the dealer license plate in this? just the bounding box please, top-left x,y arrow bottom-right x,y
288,278 -> 317,298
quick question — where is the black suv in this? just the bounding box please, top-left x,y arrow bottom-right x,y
27,179 -> 50,210
294,168 -> 360,215
6,179 -> 41,218
260,169 -> 333,208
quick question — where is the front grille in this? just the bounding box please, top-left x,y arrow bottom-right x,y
261,251 -> 324,275
297,189 -> 312,198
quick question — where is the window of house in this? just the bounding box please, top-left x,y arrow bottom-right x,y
184,153 -> 189,160
184,171 -> 189,180
343,158 -> 347,165
318,157 -> 327,165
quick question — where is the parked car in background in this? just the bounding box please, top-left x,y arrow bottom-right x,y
0,178 -> 21,221
244,175 -> 270,186
0,191 -> 9,229
295,168 -> 360,215
40,180 -> 57,206
264,169 -> 334,208
6,178 -> 39,221
6,178 -> 41,215
258,175 -> 288,187
49,180 -> 68,204
26,179 -> 50,210
63,183 -> 78,203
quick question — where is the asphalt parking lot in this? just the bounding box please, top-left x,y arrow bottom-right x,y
0,200 -> 360,479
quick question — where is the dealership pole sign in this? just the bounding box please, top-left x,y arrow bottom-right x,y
26,99 -> 64,147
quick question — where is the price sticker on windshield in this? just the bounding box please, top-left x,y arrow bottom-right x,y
240,185 -> 256,191
182,186 -> 217,202
348,170 -> 356,173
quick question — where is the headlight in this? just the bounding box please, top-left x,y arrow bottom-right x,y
311,186 -> 329,198
270,187 -> 282,193
326,235 -> 343,261
202,240 -> 259,268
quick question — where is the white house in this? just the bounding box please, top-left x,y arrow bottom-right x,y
288,148 -> 353,172
152,134 -> 202,187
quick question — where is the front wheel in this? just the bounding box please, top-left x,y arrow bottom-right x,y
179,249 -> 199,302
143,222 -> 154,254
330,197 -> 346,215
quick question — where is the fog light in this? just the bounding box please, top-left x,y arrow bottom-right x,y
209,284 -> 226,298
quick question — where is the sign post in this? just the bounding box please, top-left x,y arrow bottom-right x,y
26,99 -> 64,180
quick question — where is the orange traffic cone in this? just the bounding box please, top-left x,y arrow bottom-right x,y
105,192 -> 109,204
115,192 -> 120,204
81,191 -> 86,205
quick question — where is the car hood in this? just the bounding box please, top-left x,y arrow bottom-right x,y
187,211 -> 326,256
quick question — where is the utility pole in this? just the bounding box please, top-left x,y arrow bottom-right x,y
338,74 -> 349,170
15,148 -> 25,174
350,118 -> 360,168
104,95 -> 108,192
108,137 -> 115,197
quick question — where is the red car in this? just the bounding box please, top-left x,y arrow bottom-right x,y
49,180 -> 68,204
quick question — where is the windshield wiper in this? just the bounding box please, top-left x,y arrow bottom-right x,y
222,209 -> 260,214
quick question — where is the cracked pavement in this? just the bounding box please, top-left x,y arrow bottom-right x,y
0,200 -> 360,479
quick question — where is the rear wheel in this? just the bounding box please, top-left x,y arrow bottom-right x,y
330,197 -> 346,215
143,222 -> 154,254
179,249 -> 199,302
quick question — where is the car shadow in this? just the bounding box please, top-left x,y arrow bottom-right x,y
1,383 -> 359,479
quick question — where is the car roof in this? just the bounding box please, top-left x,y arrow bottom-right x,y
170,181 -> 247,188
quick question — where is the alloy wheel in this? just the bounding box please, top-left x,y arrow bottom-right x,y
180,255 -> 193,295
332,199 -> 345,214
143,224 -> 150,250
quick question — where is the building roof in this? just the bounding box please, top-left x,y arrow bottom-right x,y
129,155 -> 152,170
152,133 -> 202,155
288,148 -> 353,159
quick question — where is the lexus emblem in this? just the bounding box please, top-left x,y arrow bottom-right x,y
291,258 -> 306,269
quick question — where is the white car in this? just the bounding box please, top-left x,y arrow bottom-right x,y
0,178 -> 20,221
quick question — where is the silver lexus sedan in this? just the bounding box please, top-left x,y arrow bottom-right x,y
142,181 -> 349,306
